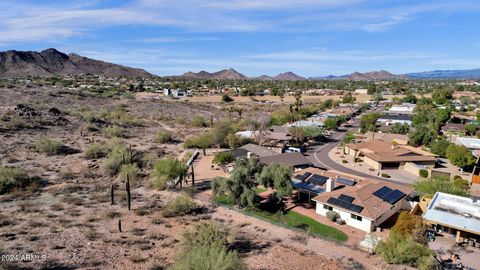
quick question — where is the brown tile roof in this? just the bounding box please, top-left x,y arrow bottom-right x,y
260,152 -> 313,167
346,140 -> 437,163
238,143 -> 278,157
297,167 -> 414,220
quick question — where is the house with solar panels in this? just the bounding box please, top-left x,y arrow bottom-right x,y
292,167 -> 414,232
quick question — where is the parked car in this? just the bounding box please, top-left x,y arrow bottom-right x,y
285,147 -> 302,153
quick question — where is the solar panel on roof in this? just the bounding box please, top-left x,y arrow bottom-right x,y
384,189 -> 406,204
326,197 -> 364,213
338,194 -> 354,202
348,204 -> 364,213
373,186 -> 393,199
294,172 -> 311,181
307,174 -> 328,186
337,177 -> 356,186
292,181 -> 324,194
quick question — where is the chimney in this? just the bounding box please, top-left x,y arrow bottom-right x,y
326,178 -> 334,192
247,152 -> 252,159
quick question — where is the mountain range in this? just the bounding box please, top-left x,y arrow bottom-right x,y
0,49 -> 479,80
0,48 -> 153,78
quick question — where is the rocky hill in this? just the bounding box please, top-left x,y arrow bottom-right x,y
0,48 -> 154,78
272,72 -> 305,81
182,68 -> 247,80
406,68 -> 480,79
343,70 -> 400,80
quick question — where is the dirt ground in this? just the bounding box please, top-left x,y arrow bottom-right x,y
0,85 -> 411,270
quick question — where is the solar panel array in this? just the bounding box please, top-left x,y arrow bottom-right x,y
337,177 -> 356,186
373,186 -> 406,205
327,197 -> 364,213
294,172 -> 312,181
292,181 -> 324,194
307,174 -> 328,186
338,194 -> 355,202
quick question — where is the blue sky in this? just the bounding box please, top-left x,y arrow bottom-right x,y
1,0 -> 480,77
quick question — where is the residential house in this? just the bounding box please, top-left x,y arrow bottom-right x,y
259,152 -> 313,170
345,140 -> 437,170
376,114 -> 412,126
388,103 -> 416,114
286,120 -> 324,128
423,192 -> 480,243
293,167 -> 414,232
455,137 -> 480,156
235,130 -> 293,147
163,88 -> 186,97
232,143 -> 278,159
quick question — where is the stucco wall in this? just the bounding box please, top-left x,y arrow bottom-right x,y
403,162 -> 421,176
316,202 -> 373,232
363,156 -> 381,171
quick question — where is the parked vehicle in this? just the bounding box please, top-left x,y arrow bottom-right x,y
285,147 -> 302,153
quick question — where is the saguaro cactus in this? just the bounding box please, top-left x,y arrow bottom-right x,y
118,219 -> 122,232
110,184 -> 115,205
126,175 -> 131,211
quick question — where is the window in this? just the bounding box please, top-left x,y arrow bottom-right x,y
323,204 -> 333,210
351,214 -> 362,221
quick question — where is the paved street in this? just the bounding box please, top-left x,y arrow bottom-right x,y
305,107 -> 411,186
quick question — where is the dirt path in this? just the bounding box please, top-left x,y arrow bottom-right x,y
195,191 -> 390,270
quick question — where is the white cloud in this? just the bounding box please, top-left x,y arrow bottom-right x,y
1,0 -> 479,44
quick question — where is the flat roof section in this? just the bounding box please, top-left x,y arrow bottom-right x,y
423,192 -> 480,235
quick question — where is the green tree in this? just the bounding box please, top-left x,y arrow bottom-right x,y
256,163 -> 293,202
213,151 -> 234,166
342,131 -> 355,154
408,126 -> 437,147
341,92 -> 356,104
431,89 -> 453,105
402,94 -> 418,104
211,157 -> 261,207
184,133 -> 214,155
376,230 -> 434,268
372,91 -> 384,103
432,108 -> 451,130
359,113 -> 381,133
289,127 -> 305,142
154,157 -> 188,189
413,176 -> 469,197
367,84 -> 377,95
389,123 -> 410,135
465,124 -> 478,136
302,126 -> 324,141
323,116 -> 346,131
445,144 -> 475,168
429,139 -> 451,157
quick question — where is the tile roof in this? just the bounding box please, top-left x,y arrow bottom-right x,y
260,152 -> 313,167
298,167 -> 414,220
238,143 -> 278,157
346,140 -> 437,163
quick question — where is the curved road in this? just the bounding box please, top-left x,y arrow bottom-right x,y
306,109 -> 409,186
